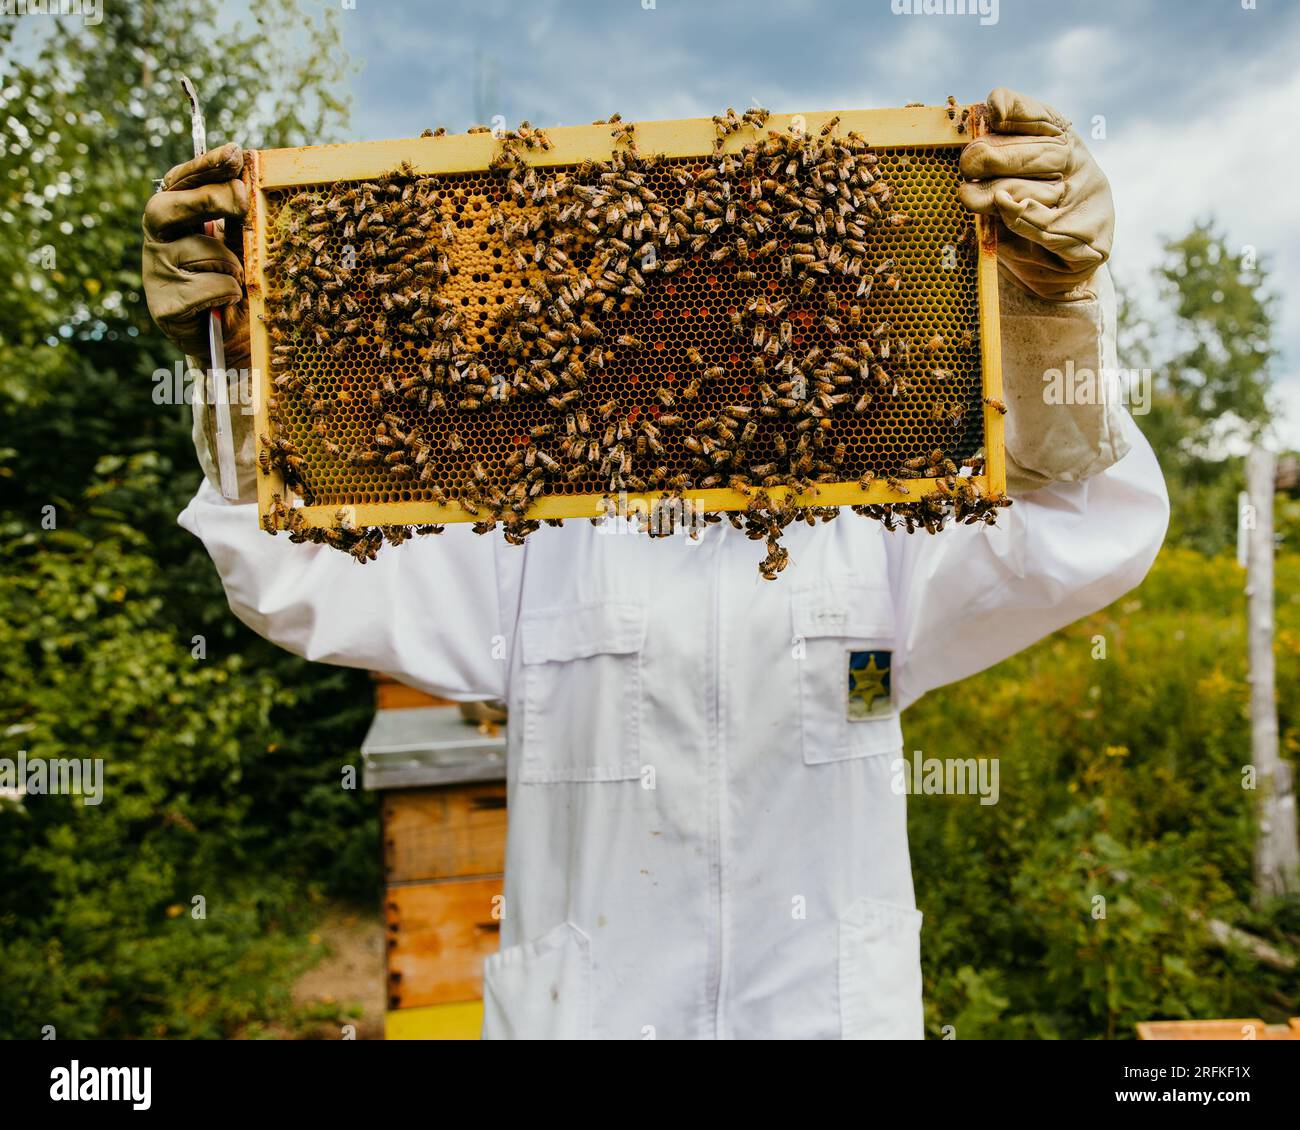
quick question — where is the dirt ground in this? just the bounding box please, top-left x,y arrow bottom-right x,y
291,904 -> 386,1039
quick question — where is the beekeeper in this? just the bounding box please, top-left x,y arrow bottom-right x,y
142,89 -> 1168,1039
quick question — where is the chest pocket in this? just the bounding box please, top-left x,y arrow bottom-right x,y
519,600 -> 647,784
793,581 -> 903,765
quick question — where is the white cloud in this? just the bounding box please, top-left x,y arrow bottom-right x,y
1101,58 -> 1300,445
1041,25 -> 1121,97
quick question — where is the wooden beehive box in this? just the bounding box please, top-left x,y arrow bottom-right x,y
361,682 -> 508,1040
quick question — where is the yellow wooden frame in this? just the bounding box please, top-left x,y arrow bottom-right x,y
244,106 -> 1004,527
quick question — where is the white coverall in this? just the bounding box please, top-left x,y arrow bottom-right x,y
179,265 -> 1168,1039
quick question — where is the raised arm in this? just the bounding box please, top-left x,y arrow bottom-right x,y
179,485 -> 506,702
888,89 -> 1169,711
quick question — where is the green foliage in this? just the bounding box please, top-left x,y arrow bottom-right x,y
908,547 -> 1300,1039
0,5 -> 376,1039
1157,223 -> 1276,449
0,0 -> 351,538
0,456 -> 379,1036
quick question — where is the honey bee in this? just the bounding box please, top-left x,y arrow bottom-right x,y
930,402 -> 965,427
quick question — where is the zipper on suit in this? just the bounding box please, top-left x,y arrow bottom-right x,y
707,523 -> 729,1038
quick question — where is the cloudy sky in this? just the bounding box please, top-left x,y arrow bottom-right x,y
326,0 -> 1300,444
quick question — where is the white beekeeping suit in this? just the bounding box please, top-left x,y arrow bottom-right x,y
147,90 -> 1168,1039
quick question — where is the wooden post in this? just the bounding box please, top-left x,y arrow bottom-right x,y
1246,445 -> 1299,903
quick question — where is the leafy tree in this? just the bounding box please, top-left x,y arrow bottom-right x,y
0,454 -> 297,1037
1121,221 -> 1280,553
0,0 -> 349,543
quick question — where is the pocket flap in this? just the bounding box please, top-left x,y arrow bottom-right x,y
521,600 -> 647,665
841,896 -> 923,934
793,583 -> 895,640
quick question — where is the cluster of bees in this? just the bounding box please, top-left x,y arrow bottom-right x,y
258,108 -> 1008,574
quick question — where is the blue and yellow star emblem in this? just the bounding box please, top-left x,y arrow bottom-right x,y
847,650 -> 892,721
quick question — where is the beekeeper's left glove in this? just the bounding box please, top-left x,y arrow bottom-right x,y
959,87 -> 1113,302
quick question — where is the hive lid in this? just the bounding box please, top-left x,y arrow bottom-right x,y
360,705 -> 506,790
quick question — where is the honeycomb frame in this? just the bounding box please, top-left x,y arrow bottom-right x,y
243,106 -> 1004,529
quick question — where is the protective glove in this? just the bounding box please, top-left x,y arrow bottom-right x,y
142,142 -> 258,501
959,87 -> 1114,302
141,142 -> 251,368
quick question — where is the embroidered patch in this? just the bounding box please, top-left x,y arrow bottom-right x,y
847,650 -> 893,721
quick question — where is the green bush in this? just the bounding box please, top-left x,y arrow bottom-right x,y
0,456 -> 375,1038
908,546 -> 1300,1038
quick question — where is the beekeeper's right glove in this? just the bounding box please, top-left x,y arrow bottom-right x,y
142,142 -> 251,367
142,142 -> 258,499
